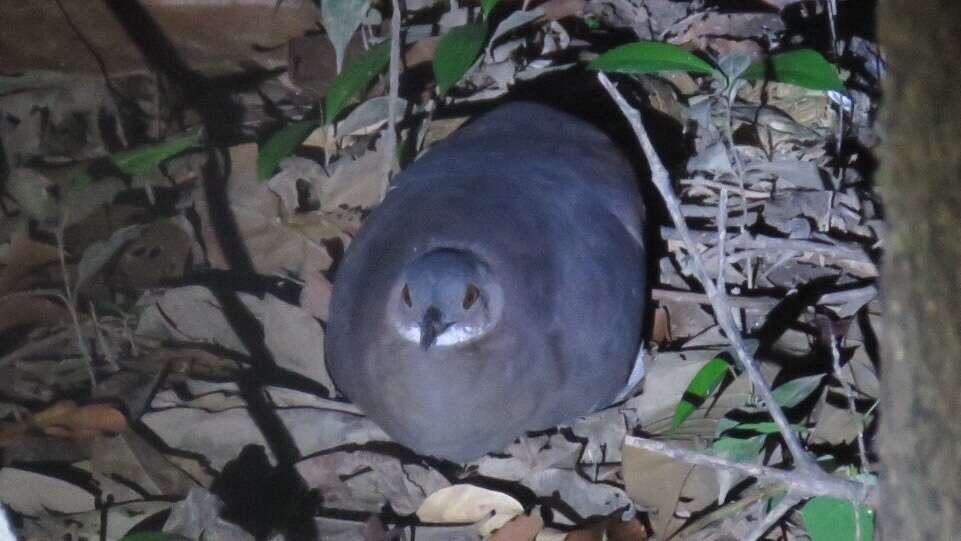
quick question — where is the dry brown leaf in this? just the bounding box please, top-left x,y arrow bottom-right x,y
195,144 -> 347,276
0,0 -> 318,74
0,233 -> 62,294
651,304 -> 672,346
622,442 -> 718,537
34,401 -> 127,437
539,0 -> 586,21
0,295 -> 69,333
300,270 -> 333,321
607,517 -> 648,541
405,37 -> 441,67
0,401 -> 127,445
563,523 -> 604,541
558,516 -> 647,541
488,513 -> 543,540
111,220 -> 191,289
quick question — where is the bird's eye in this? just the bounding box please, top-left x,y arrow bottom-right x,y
463,283 -> 480,309
401,284 -> 413,307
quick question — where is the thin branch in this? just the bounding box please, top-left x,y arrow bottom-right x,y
830,331 -> 870,469
743,492 -> 802,541
651,285 -> 878,315
89,300 -> 119,372
651,288 -> 779,310
672,483 -> 788,540
660,227 -> 875,265
722,83 -> 754,289
716,188 -> 730,290
598,74 -> 874,506
383,0 -> 403,195
624,436 -> 872,503
681,177 -> 772,199
55,223 -> 96,388
598,72 -> 813,469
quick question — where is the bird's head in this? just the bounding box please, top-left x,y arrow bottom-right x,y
390,248 -> 502,350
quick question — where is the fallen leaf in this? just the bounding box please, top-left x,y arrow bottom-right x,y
32,401 -> 127,438
0,232 -> 62,294
417,484 -> 523,524
0,294 -> 69,333
488,513 -> 543,540
300,270 -> 333,321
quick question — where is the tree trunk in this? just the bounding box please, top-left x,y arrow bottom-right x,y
878,1 -> 961,538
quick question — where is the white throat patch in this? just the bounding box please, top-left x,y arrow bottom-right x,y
396,321 -> 486,346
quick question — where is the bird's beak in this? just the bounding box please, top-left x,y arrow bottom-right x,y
420,306 -> 443,350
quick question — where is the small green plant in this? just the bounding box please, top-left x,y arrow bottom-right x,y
433,23 -> 489,96
671,352 -> 735,430
742,49 -> 845,92
71,130 -> 202,189
257,38 -> 392,180
324,39 -> 393,124
589,40 -> 844,93
802,496 -> 874,541
481,0 -> 500,18
589,41 -> 716,78
256,119 -> 319,180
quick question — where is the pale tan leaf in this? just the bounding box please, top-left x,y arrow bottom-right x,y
417,484 -> 523,524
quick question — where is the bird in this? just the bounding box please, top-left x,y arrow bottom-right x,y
326,102 -> 646,462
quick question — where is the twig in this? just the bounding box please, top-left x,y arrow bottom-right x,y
715,188 -> 737,328
651,285 -> 878,314
829,332 -> 870,469
681,177 -> 771,199
661,227 -> 875,265
88,300 -> 119,372
54,224 -> 96,388
651,288 -> 779,310
598,73 -> 873,505
384,0 -> 403,194
716,188 -> 729,289
624,436 -> 870,503
743,492 -> 802,541
671,483 -> 788,540
722,83 -> 754,290
599,73 -> 812,467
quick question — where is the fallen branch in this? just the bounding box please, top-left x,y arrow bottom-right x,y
624,436 -> 871,504
598,72 -> 875,507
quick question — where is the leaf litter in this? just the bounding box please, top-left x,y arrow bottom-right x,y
0,1 -> 882,539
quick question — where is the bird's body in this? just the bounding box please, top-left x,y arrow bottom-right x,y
326,102 -> 645,462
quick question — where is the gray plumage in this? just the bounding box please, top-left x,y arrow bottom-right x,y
326,102 -> 646,462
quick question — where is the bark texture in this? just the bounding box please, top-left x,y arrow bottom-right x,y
878,1 -> 961,538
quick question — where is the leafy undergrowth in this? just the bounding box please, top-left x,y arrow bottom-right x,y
0,0 -> 881,540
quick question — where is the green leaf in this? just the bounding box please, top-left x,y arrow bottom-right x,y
771,374 -> 825,408
802,496 -> 874,541
588,41 -> 715,75
731,421 -> 807,434
71,131 -> 202,188
434,23 -> 488,95
481,0 -> 500,18
672,354 -> 733,429
110,131 -> 202,178
324,39 -> 392,125
257,119 -> 319,180
120,532 -> 191,541
711,435 -> 765,462
742,49 -> 845,92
